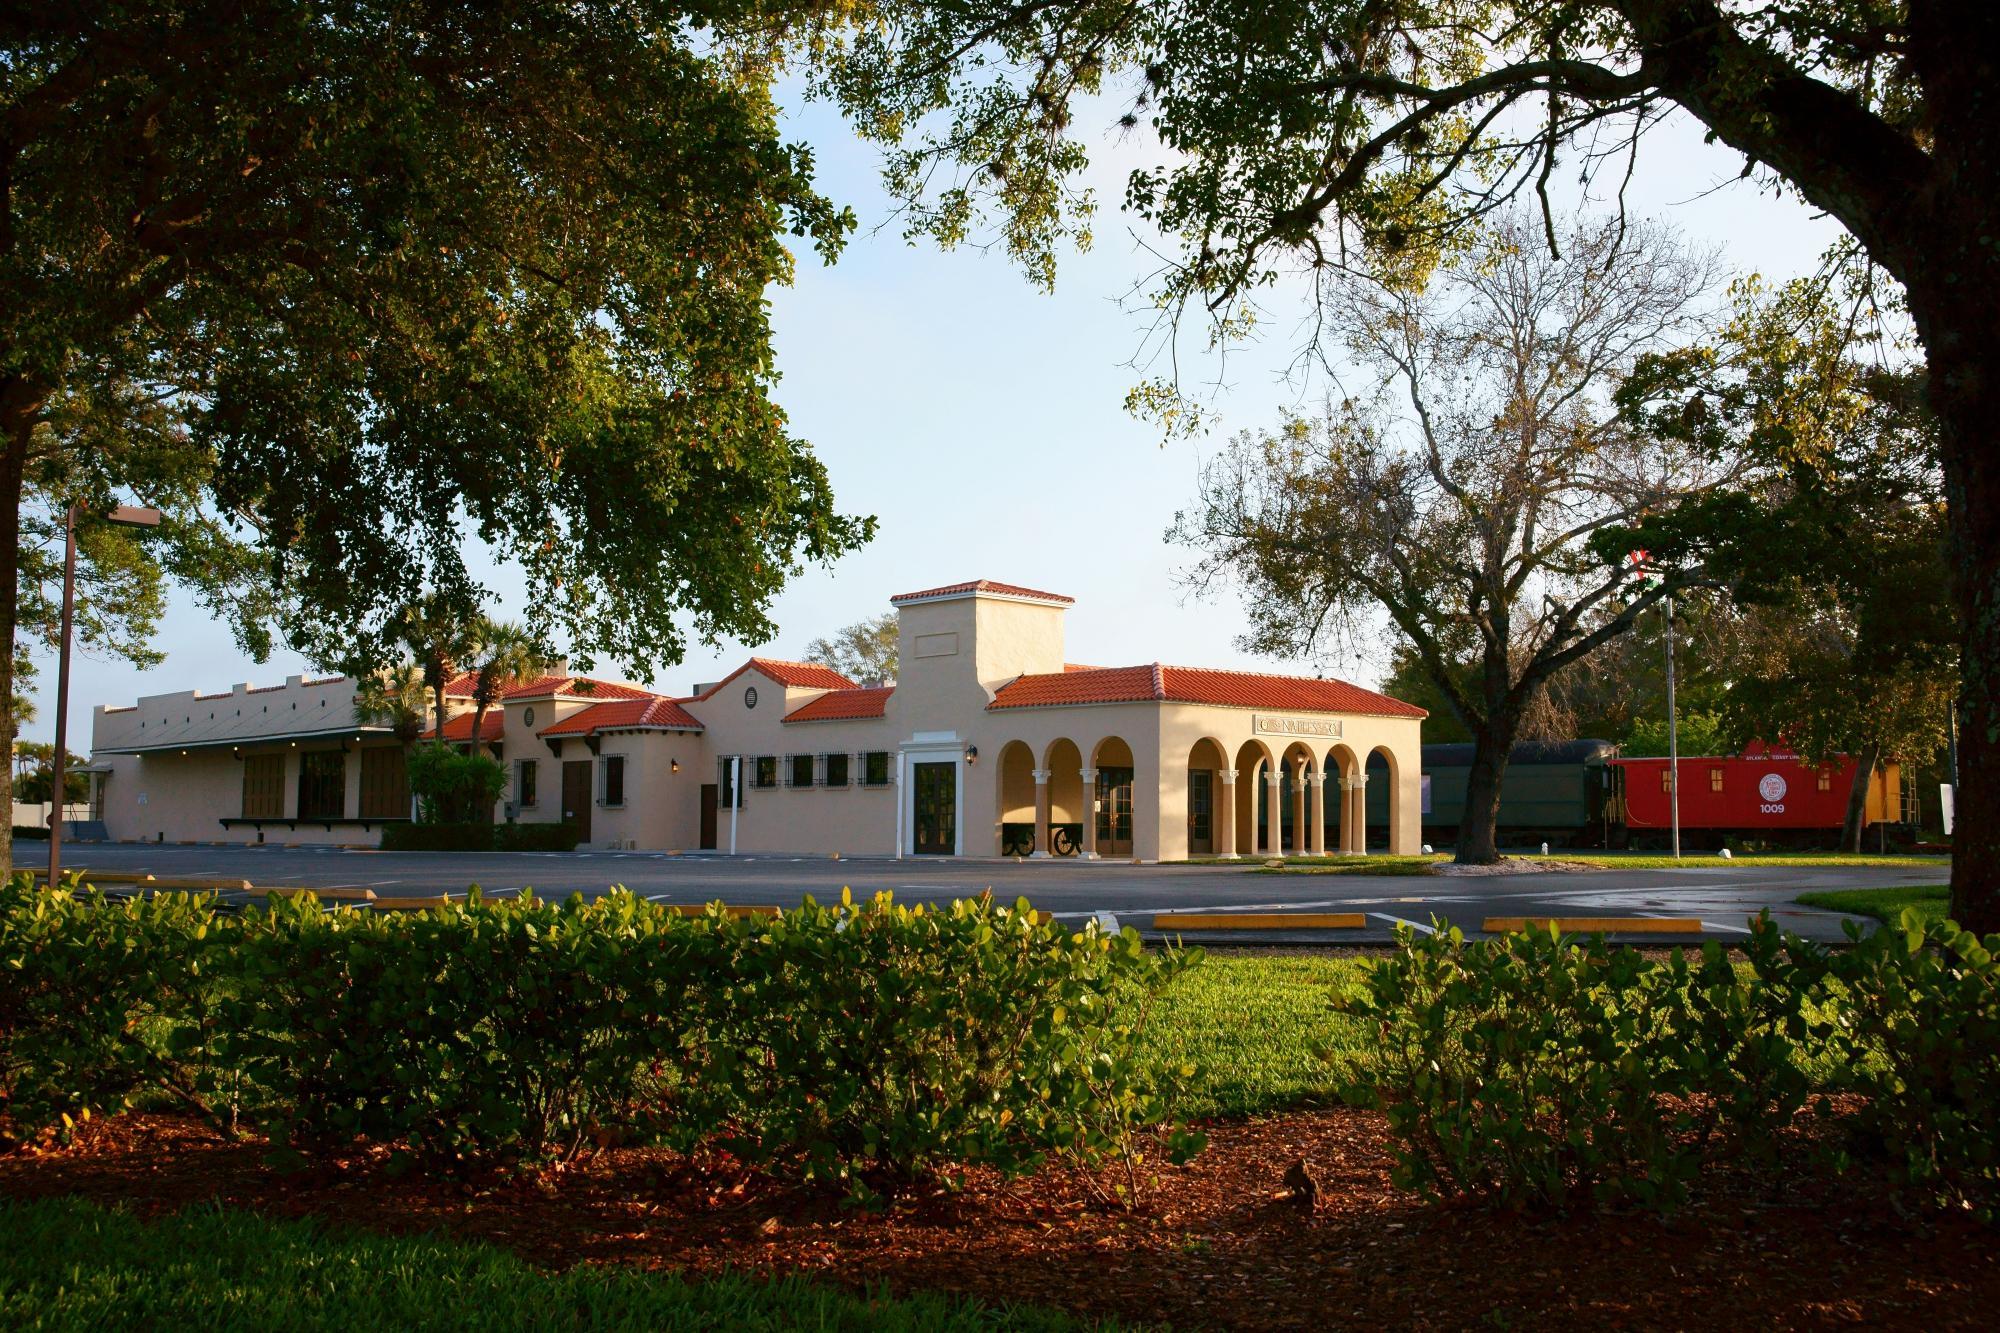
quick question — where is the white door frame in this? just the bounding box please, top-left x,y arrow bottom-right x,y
900,733 -> 964,857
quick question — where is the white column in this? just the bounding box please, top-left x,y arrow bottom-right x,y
1264,767 -> 1283,857
1031,768 -> 1052,857
1291,775 -> 1307,858
1348,773 -> 1369,855
1308,772 -> 1327,856
1080,767 -> 1099,859
1217,768 -> 1238,859
893,749 -> 906,859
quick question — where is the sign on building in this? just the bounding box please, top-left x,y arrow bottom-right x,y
1254,715 -> 1343,738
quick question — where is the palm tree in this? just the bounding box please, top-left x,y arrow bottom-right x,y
394,594 -> 481,738
465,621 -> 553,759
353,663 -> 428,750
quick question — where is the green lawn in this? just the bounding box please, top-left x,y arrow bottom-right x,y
0,1197 -> 1124,1332
1795,883 -> 1951,927
1141,954 -> 1373,1118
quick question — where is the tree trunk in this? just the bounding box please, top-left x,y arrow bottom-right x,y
1841,740 -> 1882,855
0,387 -> 36,881
1455,716 -> 1524,865
1899,0 -> 2000,936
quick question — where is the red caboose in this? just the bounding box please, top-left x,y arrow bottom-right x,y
1610,743 -> 1903,847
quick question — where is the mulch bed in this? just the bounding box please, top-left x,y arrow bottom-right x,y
2,1110 -> 1994,1330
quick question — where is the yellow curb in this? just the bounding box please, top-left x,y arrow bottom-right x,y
258,885 -> 378,902
1152,912 -> 1367,930
1483,916 -> 1704,935
29,870 -> 157,884
145,877 -> 254,891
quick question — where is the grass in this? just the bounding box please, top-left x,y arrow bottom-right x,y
0,1197 -> 1124,1332
1796,883 -> 1950,927
1141,954 -> 1373,1118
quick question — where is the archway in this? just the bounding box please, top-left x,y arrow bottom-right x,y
1278,742 -> 1320,855
1044,738 -> 1084,856
1185,738 -> 1229,856
1090,736 -> 1136,857
1232,739 -> 1276,856
1366,746 -> 1398,852
1326,743 -> 1359,853
996,740 -> 1037,856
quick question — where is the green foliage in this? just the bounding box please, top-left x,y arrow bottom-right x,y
0,879 -> 1202,1194
0,1197 -> 1121,1332
11,742 -> 89,804
378,823 -> 583,853
1343,911 -> 2000,1220
1622,710 -> 1728,758
688,890 -> 1205,1199
804,612 -> 899,684
405,744 -> 506,825
1833,911 -> 2000,1220
0,877 -> 234,1139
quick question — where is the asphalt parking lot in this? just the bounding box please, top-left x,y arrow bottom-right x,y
34,842 -> 1946,945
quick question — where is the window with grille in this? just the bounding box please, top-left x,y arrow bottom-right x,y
298,750 -> 346,820
359,747 -> 409,818
601,754 -> 626,807
242,753 -> 284,819
789,754 -> 815,787
753,755 -> 778,789
718,758 -> 745,807
824,753 -> 849,787
863,751 -> 891,786
517,759 -> 539,807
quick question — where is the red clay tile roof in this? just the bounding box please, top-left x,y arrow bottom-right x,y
691,658 -> 857,702
889,580 -> 1074,605
422,712 -> 505,744
783,686 -> 894,723
537,696 -> 703,737
987,664 -> 1427,718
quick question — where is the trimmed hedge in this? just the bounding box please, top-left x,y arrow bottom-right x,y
0,878 -> 1203,1196
1343,911 -> 2000,1219
379,822 -> 582,852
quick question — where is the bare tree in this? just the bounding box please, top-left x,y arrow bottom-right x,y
1175,214 -> 1735,862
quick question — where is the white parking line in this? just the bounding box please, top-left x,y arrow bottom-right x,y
1368,912 -> 1436,935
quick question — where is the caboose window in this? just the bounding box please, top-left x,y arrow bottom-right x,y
1660,768 -> 1674,793
1817,770 -> 1832,791
1709,767 -> 1724,792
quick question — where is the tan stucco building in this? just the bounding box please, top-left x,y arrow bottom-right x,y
88,580 -> 1426,861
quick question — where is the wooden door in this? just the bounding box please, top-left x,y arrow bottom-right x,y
699,784 -> 718,849
1095,767 -> 1134,856
912,762 -> 956,855
562,760 -> 593,844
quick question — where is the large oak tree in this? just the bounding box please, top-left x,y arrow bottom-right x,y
1,3 -> 873,874
822,0 -> 2000,928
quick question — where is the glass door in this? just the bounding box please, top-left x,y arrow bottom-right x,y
1096,767 -> 1134,856
912,761 -> 956,854
1187,770 -> 1213,855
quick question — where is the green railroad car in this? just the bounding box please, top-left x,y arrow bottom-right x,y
1387,740 -> 1621,850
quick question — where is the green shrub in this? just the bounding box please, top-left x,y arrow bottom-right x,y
0,877 -> 1202,1192
11,825 -> 49,840
493,822 -> 581,852
230,891 -> 710,1171
1830,910 -> 2000,1219
0,878 -> 234,1140
689,891 -> 1204,1199
404,743 -> 505,824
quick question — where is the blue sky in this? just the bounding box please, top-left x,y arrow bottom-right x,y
26,95 -> 1845,747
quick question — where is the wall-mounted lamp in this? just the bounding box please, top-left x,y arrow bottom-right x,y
670,758 -> 681,774
964,745 -> 978,765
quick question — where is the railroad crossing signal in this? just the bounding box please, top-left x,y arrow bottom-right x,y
1627,549 -> 1664,586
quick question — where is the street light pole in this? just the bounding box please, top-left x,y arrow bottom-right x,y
1665,593 -> 1681,861
46,503 -> 162,886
